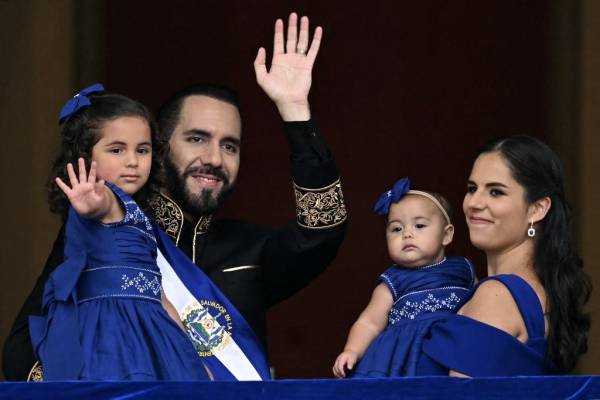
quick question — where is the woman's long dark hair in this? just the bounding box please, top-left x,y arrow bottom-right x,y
48,93 -> 166,217
480,135 -> 591,373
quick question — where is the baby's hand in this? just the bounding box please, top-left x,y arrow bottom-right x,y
332,350 -> 358,378
56,158 -> 108,218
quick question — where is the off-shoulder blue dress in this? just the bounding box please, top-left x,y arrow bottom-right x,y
419,274 -> 549,376
352,256 -> 475,377
29,183 -> 208,380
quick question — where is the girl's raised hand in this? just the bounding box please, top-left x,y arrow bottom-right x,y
55,158 -> 109,218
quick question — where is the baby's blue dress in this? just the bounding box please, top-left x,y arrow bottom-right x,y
420,274 -> 549,376
352,256 -> 475,377
29,183 -> 208,380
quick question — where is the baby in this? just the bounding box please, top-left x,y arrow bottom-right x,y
333,178 -> 475,377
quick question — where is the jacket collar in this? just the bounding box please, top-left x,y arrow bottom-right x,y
150,192 -> 212,245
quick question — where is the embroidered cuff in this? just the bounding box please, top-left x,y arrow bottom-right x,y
27,361 -> 43,382
294,178 -> 347,229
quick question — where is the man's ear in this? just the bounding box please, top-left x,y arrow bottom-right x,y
442,224 -> 455,246
529,196 -> 552,224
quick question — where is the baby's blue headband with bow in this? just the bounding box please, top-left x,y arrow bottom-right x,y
374,177 -> 451,224
58,83 -> 105,124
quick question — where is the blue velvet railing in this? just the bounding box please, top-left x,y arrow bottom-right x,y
1,376 -> 599,399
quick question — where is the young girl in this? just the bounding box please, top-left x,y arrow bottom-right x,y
29,84 -> 209,380
333,177 -> 475,378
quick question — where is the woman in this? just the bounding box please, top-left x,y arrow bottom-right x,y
420,135 -> 591,375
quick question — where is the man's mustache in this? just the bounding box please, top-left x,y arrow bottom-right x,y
183,166 -> 229,184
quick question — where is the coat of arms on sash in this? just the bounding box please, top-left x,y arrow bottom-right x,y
181,301 -> 233,356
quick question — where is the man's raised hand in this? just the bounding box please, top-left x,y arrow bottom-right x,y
254,12 -> 323,121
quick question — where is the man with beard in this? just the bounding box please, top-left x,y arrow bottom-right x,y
149,13 -> 347,353
2,13 -> 346,380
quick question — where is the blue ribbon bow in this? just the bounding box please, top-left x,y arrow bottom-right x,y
58,83 -> 105,124
373,177 -> 411,216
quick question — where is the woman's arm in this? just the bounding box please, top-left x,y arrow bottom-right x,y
449,279 -> 526,377
333,283 -> 393,377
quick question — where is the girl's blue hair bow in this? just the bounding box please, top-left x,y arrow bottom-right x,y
373,177 -> 410,216
58,83 -> 105,124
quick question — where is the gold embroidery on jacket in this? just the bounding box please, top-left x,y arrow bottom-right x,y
192,215 -> 212,263
150,193 -> 213,263
150,193 -> 184,245
27,361 -> 43,382
294,178 -> 347,229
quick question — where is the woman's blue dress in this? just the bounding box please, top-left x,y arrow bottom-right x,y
419,274 -> 549,376
29,183 -> 208,380
352,256 -> 475,377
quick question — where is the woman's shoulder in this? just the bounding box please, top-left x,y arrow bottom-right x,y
462,278 -> 516,314
458,278 -> 526,340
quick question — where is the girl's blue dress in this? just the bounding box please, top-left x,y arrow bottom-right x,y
29,183 -> 209,380
352,256 -> 475,377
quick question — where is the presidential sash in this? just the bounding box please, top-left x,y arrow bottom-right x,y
155,227 -> 271,381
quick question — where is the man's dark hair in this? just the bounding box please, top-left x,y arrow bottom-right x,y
157,83 -> 240,142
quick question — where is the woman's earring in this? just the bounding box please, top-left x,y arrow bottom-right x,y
527,221 -> 536,238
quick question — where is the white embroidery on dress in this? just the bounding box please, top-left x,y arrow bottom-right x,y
395,285 -> 469,303
78,293 -> 161,304
124,225 -> 157,243
380,274 -> 398,300
388,291 -> 462,325
123,200 -> 153,231
121,272 -> 162,295
84,265 -> 160,275
463,257 -> 476,285
413,257 -> 446,270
